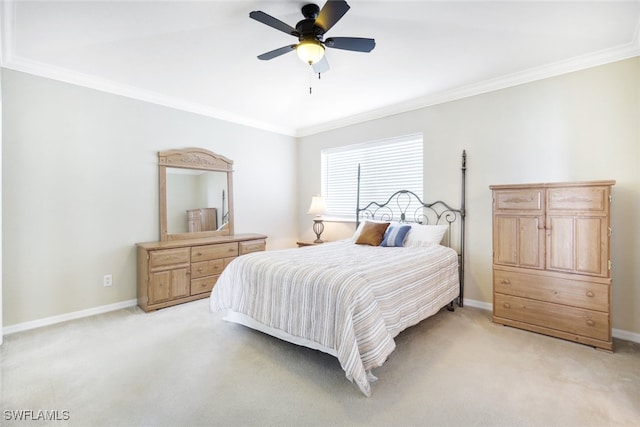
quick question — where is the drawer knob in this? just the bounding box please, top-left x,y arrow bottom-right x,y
586,291 -> 595,298
501,279 -> 511,285
196,252 -> 202,256
586,319 -> 595,327
503,302 -> 511,309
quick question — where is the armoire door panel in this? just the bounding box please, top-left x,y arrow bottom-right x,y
494,215 -> 544,269
575,217 -> 607,276
547,216 -> 574,272
518,216 -> 544,268
494,216 -> 518,265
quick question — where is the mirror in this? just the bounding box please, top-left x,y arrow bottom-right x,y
159,148 -> 234,241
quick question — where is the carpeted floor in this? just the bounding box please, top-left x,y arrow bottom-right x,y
1,299 -> 639,427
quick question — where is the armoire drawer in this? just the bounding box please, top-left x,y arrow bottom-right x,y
547,186 -> 608,212
494,294 -> 610,342
494,269 -> 609,312
191,243 -> 238,262
494,189 -> 544,213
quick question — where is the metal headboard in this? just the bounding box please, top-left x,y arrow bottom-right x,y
355,150 -> 467,307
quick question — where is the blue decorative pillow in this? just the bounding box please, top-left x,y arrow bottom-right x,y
381,224 -> 411,247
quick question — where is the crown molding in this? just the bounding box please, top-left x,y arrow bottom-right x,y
0,1 -> 297,136
295,40 -> 640,137
3,55 -> 298,136
634,11 -> 640,49
4,45 -> 636,139
2,0 -> 639,139
0,0 -> 13,66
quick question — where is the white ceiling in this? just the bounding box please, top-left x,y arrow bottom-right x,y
2,1 -> 640,137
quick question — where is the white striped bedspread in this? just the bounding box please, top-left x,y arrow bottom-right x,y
209,239 -> 459,396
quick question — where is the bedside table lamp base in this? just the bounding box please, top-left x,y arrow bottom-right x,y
312,218 -> 325,243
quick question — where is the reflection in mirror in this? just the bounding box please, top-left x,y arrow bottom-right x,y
159,148 -> 234,241
166,168 -> 228,234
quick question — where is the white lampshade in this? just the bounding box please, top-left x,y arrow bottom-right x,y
296,40 -> 325,65
307,195 -> 326,216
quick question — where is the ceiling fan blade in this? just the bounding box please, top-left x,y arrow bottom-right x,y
250,11 -> 299,37
312,56 -> 330,74
315,0 -> 350,33
257,45 -> 297,61
325,37 -> 375,52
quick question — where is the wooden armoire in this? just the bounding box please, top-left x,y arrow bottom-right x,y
490,180 -> 615,350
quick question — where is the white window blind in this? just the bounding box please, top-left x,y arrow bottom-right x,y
321,134 -> 423,221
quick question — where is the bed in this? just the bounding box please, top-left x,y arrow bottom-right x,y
209,151 -> 467,396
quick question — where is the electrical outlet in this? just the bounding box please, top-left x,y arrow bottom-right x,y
103,274 -> 113,287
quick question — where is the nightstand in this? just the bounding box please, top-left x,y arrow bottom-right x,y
296,241 -> 324,247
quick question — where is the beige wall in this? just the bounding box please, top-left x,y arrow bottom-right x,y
2,69 -> 298,326
297,58 -> 640,336
3,58 -> 639,336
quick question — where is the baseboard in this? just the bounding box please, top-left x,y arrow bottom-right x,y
4,297 -> 639,345
612,328 -> 640,344
2,299 -> 138,336
462,298 -> 493,311
463,298 -> 640,345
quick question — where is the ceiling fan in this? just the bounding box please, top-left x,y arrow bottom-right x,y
249,0 -> 375,74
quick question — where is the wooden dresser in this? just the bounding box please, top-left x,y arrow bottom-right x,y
137,233 -> 266,312
490,181 -> 615,350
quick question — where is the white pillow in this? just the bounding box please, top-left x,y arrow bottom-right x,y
404,224 -> 448,247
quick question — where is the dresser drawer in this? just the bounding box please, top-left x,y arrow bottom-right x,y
494,269 -> 609,312
239,239 -> 265,255
191,243 -> 238,262
191,275 -> 219,295
547,186 -> 608,212
191,259 -> 224,279
149,248 -> 190,270
494,294 -> 610,342
494,189 -> 543,213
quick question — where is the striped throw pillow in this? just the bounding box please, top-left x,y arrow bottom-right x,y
381,224 -> 411,247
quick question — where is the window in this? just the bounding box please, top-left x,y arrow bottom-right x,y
321,133 -> 423,221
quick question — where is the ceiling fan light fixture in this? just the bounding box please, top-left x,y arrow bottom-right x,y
296,40 -> 325,65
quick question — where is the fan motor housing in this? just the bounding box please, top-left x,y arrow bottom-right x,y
296,18 -> 324,42
301,4 -> 320,19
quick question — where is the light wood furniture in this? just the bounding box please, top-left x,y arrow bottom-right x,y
187,208 -> 218,232
296,241 -> 324,247
137,148 -> 267,311
159,148 -> 234,241
137,234 -> 266,312
490,180 -> 615,350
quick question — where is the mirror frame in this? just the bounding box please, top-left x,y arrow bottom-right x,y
159,148 -> 234,241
